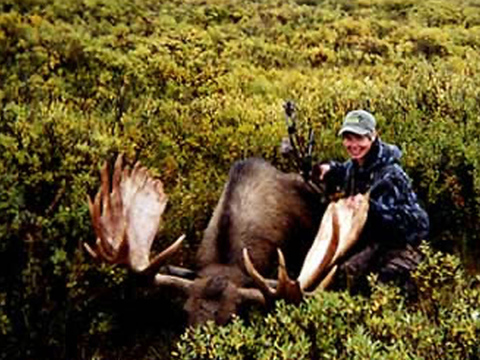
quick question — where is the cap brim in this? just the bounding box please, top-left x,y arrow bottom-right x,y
338,125 -> 371,136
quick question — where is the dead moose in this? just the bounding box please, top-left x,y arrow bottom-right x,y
85,154 -> 369,326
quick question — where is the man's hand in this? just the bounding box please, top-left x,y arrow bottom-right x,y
318,163 -> 331,181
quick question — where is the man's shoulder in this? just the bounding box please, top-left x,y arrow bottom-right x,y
371,162 -> 413,197
376,160 -> 409,181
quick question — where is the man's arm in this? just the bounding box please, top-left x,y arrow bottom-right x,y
312,160 -> 348,196
369,166 -> 429,246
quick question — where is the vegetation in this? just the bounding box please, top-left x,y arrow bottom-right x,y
0,0 -> 479,358
177,244 -> 480,360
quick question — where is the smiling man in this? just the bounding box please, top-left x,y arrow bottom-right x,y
316,110 -> 429,296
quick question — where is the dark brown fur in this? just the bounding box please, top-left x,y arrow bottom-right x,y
185,158 -> 324,325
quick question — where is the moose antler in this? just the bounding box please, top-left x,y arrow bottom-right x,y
85,154 -> 185,275
243,194 -> 370,302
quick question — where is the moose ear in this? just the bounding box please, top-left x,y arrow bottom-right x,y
203,275 -> 229,299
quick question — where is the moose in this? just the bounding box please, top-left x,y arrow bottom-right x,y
85,154 -> 369,326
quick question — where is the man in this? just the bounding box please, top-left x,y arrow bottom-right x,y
316,110 -> 429,296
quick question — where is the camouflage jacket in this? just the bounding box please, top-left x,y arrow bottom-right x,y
324,139 -> 429,247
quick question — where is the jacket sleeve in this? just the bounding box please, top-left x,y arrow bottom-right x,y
368,165 -> 429,246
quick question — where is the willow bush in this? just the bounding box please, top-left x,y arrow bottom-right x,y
176,244 -> 480,360
1,0 -> 480,359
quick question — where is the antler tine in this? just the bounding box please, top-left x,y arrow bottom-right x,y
275,248 -> 303,303
88,192 -> 102,245
242,248 -> 277,297
303,265 -> 339,297
87,182 -> 127,263
243,248 -> 302,303
237,287 -> 266,305
276,248 -> 289,291
109,154 -> 124,221
105,155 -> 129,262
154,273 -> 193,293
85,182 -> 118,262
112,154 -> 123,192
100,161 -> 112,220
83,236 -> 118,263
95,235 -> 121,263
131,160 -> 147,188
83,241 -> 99,259
97,160 -> 122,259
317,264 -> 338,290
84,191 -> 102,260
154,178 -> 165,196
142,234 -> 186,276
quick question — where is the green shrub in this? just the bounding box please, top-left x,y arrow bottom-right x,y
174,244 -> 480,359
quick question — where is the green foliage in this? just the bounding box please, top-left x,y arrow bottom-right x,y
175,244 -> 480,359
1,0 -> 480,358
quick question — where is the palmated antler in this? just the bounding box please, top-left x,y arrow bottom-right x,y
243,194 -> 370,303
85,154 -> 186,275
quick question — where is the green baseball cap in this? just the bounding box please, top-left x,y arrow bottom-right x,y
338,110 -> 376,136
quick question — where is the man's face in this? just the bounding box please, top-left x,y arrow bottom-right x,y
342,132 -> 374,163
